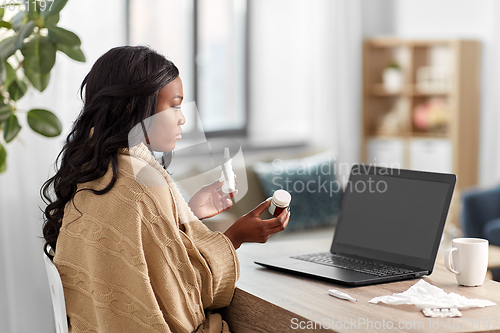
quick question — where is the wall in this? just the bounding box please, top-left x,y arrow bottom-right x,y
392,0 -> 500,186
0,1 -> 126,332
361,0 -> 396,37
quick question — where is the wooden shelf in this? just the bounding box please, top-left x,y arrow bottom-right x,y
366,133 -> 410,139
410,131 -> 449,138
362,38 -> 481,190
369,84 -> 409,96
366,132 -> 448,139
410,84 -> 450,96
369,84 -> 402,96
366,38 -> 454,47
369,84 -> 450,97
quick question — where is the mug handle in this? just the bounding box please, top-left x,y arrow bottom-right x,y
444,247 -> 459,274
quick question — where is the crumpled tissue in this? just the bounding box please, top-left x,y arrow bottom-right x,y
369,279 -> 496,309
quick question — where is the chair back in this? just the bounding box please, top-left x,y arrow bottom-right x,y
43,245 -> 69,333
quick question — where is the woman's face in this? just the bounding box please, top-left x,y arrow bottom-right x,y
147,77 -> 185,152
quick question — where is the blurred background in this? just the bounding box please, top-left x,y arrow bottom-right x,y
1,0 -> 500,331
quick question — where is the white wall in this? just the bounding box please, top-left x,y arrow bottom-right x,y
0,1 -> 126,332
392,0 -> 500,186
361,0 -> 396,37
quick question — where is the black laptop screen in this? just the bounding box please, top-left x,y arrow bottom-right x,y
331,169 -> 453,269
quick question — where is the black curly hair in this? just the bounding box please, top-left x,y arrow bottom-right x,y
41,45 -> 179,253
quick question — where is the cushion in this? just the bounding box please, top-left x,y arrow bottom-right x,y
253,152 -> 343,232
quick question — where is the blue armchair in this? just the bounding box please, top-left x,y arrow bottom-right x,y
461,184 -> 500,282
461,184 -> 500,247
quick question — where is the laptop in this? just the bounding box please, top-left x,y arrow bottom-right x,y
254,164 -> 456,286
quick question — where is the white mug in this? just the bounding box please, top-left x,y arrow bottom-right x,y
444,238 -> 489,286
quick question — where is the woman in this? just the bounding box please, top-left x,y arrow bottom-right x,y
41,45 -> 290,333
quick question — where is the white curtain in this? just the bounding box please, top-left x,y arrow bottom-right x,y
247,0 -> 315,146
0,1 -> 126,332
248,0 -> 363,178
314,0 -> 363,180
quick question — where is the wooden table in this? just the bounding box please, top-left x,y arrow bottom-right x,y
221,236 -> 500,332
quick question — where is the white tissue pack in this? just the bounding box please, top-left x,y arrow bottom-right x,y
368,279 -> 496,310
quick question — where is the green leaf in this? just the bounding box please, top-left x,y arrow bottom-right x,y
0,57 -> 5,85
48,25 -> 81,46
0,20 -> 11,29
14,21 -> 35,49
24,65 -> 50,91
10,11 -> 25,32
0,143 -> 6,173
4,60 -> 16,88
0,105 -> 12,122
45,12 -> 59,26
0,36 -> 18,60
27,109 -> 61,137
3,114 -> 21,143
21,36 -> 57,74
8,79 -> 28,101
27,0 -> 40,21
56,43 -> 85,62
0,8 -> 4,20
41,0 -> 68,18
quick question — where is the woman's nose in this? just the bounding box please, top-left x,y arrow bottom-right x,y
178,111 -> 186,125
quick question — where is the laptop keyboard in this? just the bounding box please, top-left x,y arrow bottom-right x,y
291,253 -> 415,277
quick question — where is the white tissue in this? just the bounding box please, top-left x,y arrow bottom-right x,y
369,279 -> 496,310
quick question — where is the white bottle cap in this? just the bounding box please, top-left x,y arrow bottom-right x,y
272,190 -> 291,207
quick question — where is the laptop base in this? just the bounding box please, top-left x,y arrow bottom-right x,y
254,256 -> 428,286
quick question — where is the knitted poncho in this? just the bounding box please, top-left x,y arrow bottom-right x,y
54,143 -> 240,332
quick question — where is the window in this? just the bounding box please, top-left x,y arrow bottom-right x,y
196,0 -> 247,135
127,0 -> 248,137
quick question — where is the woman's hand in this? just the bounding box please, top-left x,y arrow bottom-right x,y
223,199 -> 290,250
188,179 -> 237,220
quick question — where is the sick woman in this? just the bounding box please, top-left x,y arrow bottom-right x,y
41,46 -> 289,333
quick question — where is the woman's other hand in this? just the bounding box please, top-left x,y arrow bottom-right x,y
188,179 -> 237,220
223,198 -> 290,250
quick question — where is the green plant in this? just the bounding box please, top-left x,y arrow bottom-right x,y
386,60 -> 400,70
0,0 -> 85,173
